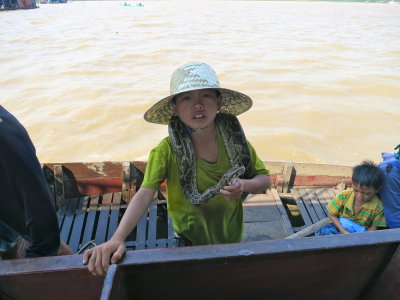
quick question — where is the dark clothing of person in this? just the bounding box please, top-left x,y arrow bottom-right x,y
378,152 -> 400,229
0,106 -> 60,258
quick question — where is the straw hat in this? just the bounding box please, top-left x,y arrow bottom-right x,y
144,62 -> 253,125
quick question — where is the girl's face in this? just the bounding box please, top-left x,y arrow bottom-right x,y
173,89 -> 221,130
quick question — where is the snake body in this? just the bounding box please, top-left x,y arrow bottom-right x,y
168,113 -> 252,206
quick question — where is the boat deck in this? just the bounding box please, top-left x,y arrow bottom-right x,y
43,160 -> 351,252
58,186 -> 342,253
243,186 -> 344,241
4,161 -> 400,300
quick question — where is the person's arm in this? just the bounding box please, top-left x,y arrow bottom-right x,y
328,213 -> 350,234
220,174 -> 271,200
82,187 -> 156,276
366,224 -> 378,231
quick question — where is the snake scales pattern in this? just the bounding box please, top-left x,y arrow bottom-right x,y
168,113 -> 252,206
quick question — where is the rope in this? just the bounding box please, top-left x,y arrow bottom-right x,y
76,240 -> 96,254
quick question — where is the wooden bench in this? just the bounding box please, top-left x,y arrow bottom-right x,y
291,187 -> 339,230
271,187 -> 345,234
268,161 -> 348,235
44,162 -> 176,253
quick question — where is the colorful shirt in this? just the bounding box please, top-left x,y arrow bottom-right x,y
326,190 -> 386,228
141,128 -> 269,245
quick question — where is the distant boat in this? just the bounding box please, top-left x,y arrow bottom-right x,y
47,0 -> 67,3
0,0 -> 37,9
119,2 -> 144,7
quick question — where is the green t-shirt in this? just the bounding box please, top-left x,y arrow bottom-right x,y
141,129 -> 269,245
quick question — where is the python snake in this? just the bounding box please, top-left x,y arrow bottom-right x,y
168,113 -> 252,206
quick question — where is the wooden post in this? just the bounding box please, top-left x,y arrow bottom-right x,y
285,217 -> 330,239
281,162 -> 294,193
42,165 -> 55,203
54,165 -> 66,210
121,161 -> 131,203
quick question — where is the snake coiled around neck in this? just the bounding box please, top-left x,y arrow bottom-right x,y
168,113 -> 252,206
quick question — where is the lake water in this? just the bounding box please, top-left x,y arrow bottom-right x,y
1,1 -> 400,166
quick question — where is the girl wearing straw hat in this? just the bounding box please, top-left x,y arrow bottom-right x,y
83,62 -> 271,275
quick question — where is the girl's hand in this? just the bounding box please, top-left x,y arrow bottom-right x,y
220,179 -> 243,200
82,240 -> 126,276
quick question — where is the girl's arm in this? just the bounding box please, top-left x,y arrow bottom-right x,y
83,187 -> 156,275
367,224 -> 378,231
328,213 -> 350,234
220,174 -> 271,200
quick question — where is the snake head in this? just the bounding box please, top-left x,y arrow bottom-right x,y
220,165 -> 245,187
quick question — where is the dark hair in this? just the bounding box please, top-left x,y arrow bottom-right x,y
352,160 -> 384,190
171,89 -> 221,104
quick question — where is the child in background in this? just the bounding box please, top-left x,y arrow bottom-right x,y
316,160 -> 386,235
83,62 -> 271,275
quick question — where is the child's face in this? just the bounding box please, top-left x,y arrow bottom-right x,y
352,183 -> 378,203
173,89 -> 221,129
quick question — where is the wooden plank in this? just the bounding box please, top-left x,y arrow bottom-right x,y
105,230 -> 400,300
67,196 -> 87,253
264,160 -> 353,177
328,188 -> 339,199
269,188 -> 294,235
281,162 -> 293,193
0,255 -> 104,300
100,264 -> 119,300
59,197 -> 80,244
94,193 -> 113,246
285,218 -> 330,239
124,241 -> 136,249
54,165 -> 66,210
167,212 -> 176,248
81,195 -> 99,246
314,188 -> 330,209
365,245 -> 400,299
135,208 -> 148,250
43,165 -> 56,204
319,188 -> 336,215
1,229 -> 400,300
156,238 -> 167,248
297,189 -> 320,224
107,193 -> 121,241
305,189 -> 327,221
57,205 -> 67,231
291,189 -> 313,227
44,160 -> 354,198
121,162 -> 131,203
50,162 -> 145,198
146,202 -> 158,249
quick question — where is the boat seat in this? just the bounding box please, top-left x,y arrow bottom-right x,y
291,187 -> 344,232
43,162 -> 177,254
273,186 -> 345,235
57,193 -> 176,254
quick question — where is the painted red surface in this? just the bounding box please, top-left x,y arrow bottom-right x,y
16,0 -> 34,7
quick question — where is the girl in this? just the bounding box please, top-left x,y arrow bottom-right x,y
83,62 -> 271,275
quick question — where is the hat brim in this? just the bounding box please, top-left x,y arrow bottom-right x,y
144,88 -> 253,125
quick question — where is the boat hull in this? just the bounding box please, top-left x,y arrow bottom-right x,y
1,229 -> 399,300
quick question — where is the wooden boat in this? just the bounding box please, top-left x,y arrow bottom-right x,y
0,160 -> 399,300
0,0 -> 37,10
